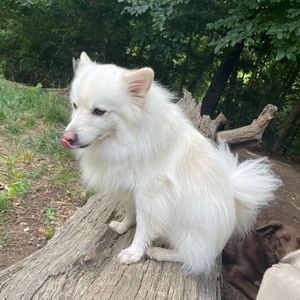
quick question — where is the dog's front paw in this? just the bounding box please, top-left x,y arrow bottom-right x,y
117,247 -> 144,264
109,220 -> 129,235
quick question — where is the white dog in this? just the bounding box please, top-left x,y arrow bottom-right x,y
61,52 -> 281,274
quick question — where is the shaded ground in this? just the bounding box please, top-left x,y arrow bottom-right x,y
223,149 -> 300,300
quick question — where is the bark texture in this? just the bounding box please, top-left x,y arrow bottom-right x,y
178,89 -> 277,147
217,104 -> 278,147
0,196 -> 222,300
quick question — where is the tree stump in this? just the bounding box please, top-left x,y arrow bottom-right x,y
0,88 -> 277,299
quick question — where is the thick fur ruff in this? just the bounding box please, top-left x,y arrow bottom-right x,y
64,53 -> 281,274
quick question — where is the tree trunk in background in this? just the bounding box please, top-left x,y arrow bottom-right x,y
201,45 -> 242,117
273,100 -> 300,152
187,53 -> 214,95
222,61 -> 239,117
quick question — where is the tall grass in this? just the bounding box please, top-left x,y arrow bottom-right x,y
0,79 -> 71,158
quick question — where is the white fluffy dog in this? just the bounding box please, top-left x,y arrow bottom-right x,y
61,52 -> 281,274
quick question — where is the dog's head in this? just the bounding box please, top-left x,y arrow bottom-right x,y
256,221 -> 300,264
61,52 -> 154,150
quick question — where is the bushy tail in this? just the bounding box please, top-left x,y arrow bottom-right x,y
217,143 -> 282,236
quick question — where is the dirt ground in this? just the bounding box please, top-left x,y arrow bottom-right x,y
0,187 -> 80,270
0,149 -> 300,299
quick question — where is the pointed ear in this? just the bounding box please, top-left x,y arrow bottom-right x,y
80,51 -> 91,64
123,67 -> 154,99
72,57 -> 79,73
256,221 -> 282,236
72,52 -> 91,73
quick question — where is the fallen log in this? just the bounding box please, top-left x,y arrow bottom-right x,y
178,88 -> 278,147
217,104 -> 278,147
0,196 -> 222,299
0,88 -> 277,299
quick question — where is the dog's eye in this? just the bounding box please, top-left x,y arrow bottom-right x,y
93,108 -> 106,116
73,103 -> 77,109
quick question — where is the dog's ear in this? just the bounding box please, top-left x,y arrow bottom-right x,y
72,52 -> 92,73
79,51 -> 91,64
123,68 -> 154,100
72,57 -> 79,73
256,221 -> 282,236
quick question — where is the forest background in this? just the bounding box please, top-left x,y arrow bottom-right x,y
1,0 -> 300,158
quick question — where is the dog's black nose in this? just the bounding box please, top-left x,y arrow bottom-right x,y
62,131 -> 78,144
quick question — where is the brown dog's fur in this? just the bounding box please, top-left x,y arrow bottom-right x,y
223,221 -> 300,300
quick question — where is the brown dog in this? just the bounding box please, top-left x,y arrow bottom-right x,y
223,221 -> 300,300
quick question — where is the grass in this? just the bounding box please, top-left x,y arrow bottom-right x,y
0,78 -> 87,224
0,154 -> 31,216
0,195 -> 11,217
0,230 -> 11,247
0,79 -> 71,159
44,205 -> 57,221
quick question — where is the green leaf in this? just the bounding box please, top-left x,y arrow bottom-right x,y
286,52 -> 296,61
277,32 -> 284,39
275,49 -> 286,61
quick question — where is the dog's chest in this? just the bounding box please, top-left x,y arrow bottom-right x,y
80,156 -> 140,193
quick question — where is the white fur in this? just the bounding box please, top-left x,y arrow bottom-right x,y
65,53 -> 281,274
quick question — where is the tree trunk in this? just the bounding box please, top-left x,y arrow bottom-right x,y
201,46 -> 242,117
273,100 -> 300,152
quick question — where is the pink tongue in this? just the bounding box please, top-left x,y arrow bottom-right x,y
60,138 -> 80,150
60,138 -> 72,148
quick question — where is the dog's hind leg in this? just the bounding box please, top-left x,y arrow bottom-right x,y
146,247 -> 182,263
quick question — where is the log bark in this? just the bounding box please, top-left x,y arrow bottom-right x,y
0,195 -> 222,300
177,89 -> 277,147
177,89 -> 227,140
216,104 -> 278,147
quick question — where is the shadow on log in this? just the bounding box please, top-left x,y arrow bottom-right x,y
0,88 -> 277,299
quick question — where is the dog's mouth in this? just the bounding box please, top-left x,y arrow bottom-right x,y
60,137 -> 101,150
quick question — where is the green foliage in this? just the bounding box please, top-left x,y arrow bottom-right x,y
0,230 -> 11,247
119,0 -> 191,31
44,205 -> 57,221
0,0 -> 131,86
0,153 -> 31,216
0,195 -> 11,217
208,0 -> 300,61
0,0 -> 299,158
44,227 -> 55,240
